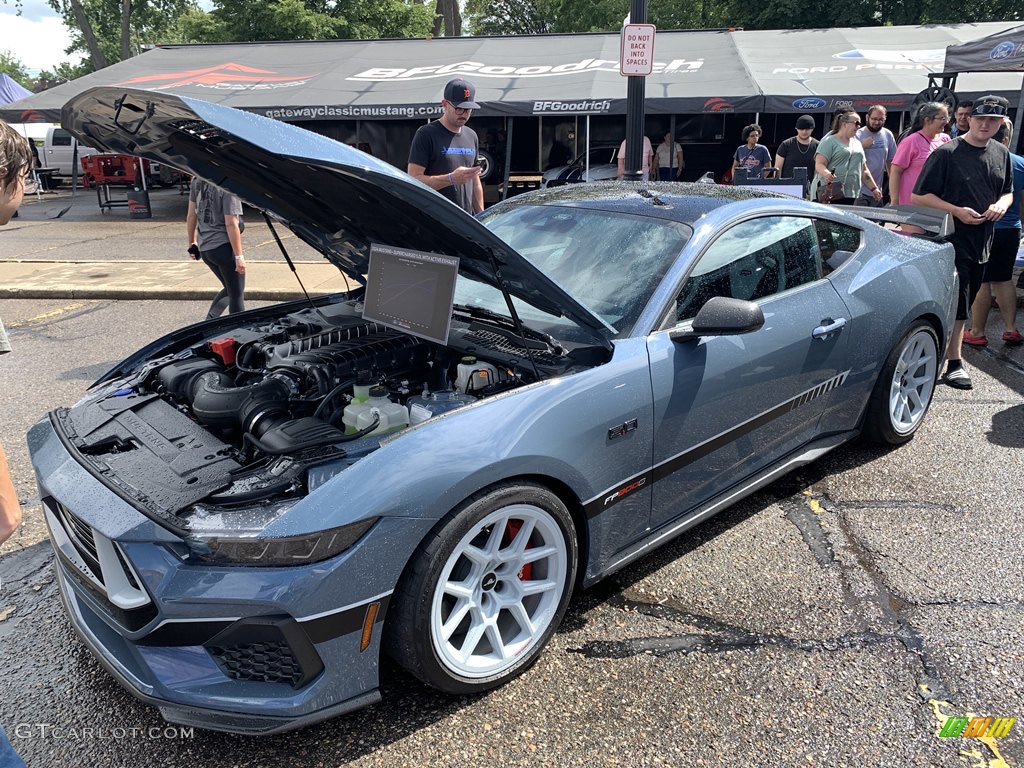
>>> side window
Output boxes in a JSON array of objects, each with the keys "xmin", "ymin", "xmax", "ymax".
[
  {"xmin": 815, "ymin": 219, "xmax": 862, "ymax": 275},
  {"xmin": 676, "ymin": 216, "xmax": 821, "ymax": 322},
  {"xmin": 51, "ymin": 129, "xmax": 72, "ymax": 147}
]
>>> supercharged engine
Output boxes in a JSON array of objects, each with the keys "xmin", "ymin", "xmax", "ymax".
[{"xmin": 53, "ymin": 302, "xmax": 561, "ymax": 525}]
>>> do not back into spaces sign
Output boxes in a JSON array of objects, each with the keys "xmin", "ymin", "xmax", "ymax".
[{"xmin": 620, "ymin": 24, "xmax": 656, "ymax": 76}]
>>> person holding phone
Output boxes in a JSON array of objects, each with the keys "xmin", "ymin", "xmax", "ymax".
[
  {"xmin": 912, "ymin": 95, "xmax": 1014, "ymax": 391},
  {"xmin": 407, "ymin": 78, "xmax": 484, "ymax": 214}
]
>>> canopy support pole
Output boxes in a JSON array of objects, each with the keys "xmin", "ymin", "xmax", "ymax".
[
  {"xmin": 1015, "ymin": 80, "xmax": 1024, "ymax": 154},
  {"xmin": 500, "ymin": 117, "xmax": 513, "ymax": 201},
  {"xmin": 585, "ymin": 115, "xmax": 591, "ymax": 180}
]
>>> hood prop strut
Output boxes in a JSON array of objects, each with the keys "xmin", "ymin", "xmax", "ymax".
[
  {"xmin": 487, "ymin": 248, "xmax": 542, "ymax": 383},
  {"xmin": 262, "ymin": 211, "xmax": 332, "ymax": 322}
]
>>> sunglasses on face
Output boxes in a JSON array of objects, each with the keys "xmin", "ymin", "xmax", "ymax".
[
  {"xmin": 972, "ymin": 103, "xmax": 1007, "ymax": 117},
  {"xmin": 844, "ymin": 119, "xmax": 861, "ymax": 125}
]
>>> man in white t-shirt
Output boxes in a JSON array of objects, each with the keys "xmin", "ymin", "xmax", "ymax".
[{"xmin": 616, "ymin": 135, "xmax": 654, "ymax": 180}]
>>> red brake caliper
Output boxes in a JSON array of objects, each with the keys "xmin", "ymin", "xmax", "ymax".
[{"xmin": 503, "ymin": 520, "xmax": 533, "ymax": 580}]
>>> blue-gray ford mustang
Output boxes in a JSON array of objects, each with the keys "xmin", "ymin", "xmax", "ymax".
[{"xmin": 27, "ymin": 87, "xmax": 956, "ymax": 735}]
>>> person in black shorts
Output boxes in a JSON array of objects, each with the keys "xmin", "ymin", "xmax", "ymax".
[
  {"xmin": 407, "ymin": 78, "xmax": 484, "ymax": 214},
  {"xmin": 913, "ymin": 95, "xmax": 1014, "ymax": 390},
  {"xmin": 964, "ymin": 117, "xmax": 1024, "ymax": 348}
]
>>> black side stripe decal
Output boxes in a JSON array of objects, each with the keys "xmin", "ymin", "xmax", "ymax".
[{"xmin": 583, "ymin": 370, "xmax": 849, "ymax": 519}]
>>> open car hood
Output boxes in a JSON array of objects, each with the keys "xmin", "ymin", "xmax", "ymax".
[{"xmin": 61, "ymin": 87, "xmax": 614, "ymax": 341}]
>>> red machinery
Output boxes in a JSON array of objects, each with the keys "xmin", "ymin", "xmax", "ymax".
[{"xmin": 80, "ymin": 154, "xmax": 154, "ymax": 189}]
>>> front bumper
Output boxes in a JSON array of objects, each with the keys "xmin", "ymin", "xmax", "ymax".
[{"xmin": 28, "ymin": 417, "xmax": 416, "ymax": 735}]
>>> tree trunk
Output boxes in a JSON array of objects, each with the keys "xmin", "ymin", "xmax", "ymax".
[
  {"xmin": 432, "ymin": 0, "xmax": 461, "ymax": 36},
  {"xmin": 68, "ymin": 0, "xmax": 108, "ymax": 70},
  {"xmin": 431, "ymin": 0, "xmax": 443, "ymax": 37},
  {"xmin": 121, "ymin": 0, "xmax": 133, "ymax": 60}
]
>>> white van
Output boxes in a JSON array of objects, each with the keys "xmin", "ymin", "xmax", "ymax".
[{"xmin": 42, "ymin": 127, "xmax": 99, "ymax": 176}]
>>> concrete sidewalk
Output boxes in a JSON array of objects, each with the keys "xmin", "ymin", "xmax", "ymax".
[
  {"xmin": 0, "ymin": 259, "xmax": 354, "ymax": 301},
  {"xmin": 2, "ymin": 185, "xmax": 346, "ymax": 300}
]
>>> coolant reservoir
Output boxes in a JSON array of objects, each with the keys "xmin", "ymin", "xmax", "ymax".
[
  {"xmin": 352, "ymin": 370, "xmax": 375, "ymax": 404},
  {"xmin": 350, "ymin": 386, "xmax": 409, "ymax": 436},
  {"xmin": 455, "ymin": 356, "xmax": 499, "ymax": 394},
  {"xmin": 408, "ymin": 390, "xmax": 477, "ymax": 425}
]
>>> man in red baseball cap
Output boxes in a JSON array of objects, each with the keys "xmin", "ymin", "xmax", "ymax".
[{"xmin": 408, "ymin": 78, "xmax": 484, "ymax": 214}]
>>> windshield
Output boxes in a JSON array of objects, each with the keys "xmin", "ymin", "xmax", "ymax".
[{"xmin": 465, "ymin": 204, "xmax": 690, "ymax": 337}]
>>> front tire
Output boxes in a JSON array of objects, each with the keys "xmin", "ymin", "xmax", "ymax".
[
  {"xmin": 386, "ymin": 483, "xmax": 577, "ymax": 694},
  {"xmin": 863, "ymin": 321, "xmax": 939, "ymax": 445}
]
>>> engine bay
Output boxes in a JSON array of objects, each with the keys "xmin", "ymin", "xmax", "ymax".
[{"xmin": 53, "ymin": 299, "xmax": 601, "ymax": 527}]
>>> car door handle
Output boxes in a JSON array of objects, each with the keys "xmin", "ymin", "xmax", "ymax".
[{"xmin": 812, "ymin": 317, "xmax": 847, "ymax": 339}]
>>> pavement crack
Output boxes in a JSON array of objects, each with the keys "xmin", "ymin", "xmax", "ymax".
[
  {"xmin": 782, "ymin": 491, "xmax": 838, "ymax": 569},
  {"xmin": 832, "ymin": 503, "xmax": 954, "ymax": 704},
  {"xmin": 570, "ymin": 601, "xmax": 901, "ymax": 660}
]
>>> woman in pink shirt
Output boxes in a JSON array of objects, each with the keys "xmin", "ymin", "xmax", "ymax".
[{"xmin": 889, "ymin": 102, "xmax": 951, "ymax": 206}]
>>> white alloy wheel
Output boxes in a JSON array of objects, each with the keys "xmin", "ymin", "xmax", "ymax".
[
  {"xmin": 429, "ymin": 503, "xmax": 568, "ymax": 679},
  {"xmin": 887, "ymin": 327, "xmax": 938, "ymax": 436}
]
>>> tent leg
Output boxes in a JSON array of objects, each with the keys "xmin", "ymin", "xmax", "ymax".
[
  {"xmin": 501, "ymin": 117, "xmax": 513, "ymax": 201},
  {"xmin": 1015, "ymin": 81, "xmax": 1024, "ymax": 155},
  {"xmin": 585, "ymin": 115, "xmax": 590, "ymax": 181}
]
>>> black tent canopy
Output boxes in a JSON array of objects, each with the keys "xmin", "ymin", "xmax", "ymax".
[
  {"xmin": 942, "ymin": 25, "xmax": 1024, "ymax": 150},
  {"xmin": 0, "ymin": 30, "xmax": 760, "ymax": 123},
  {"xmin": 3, "ymin": 22, "xmax": 1022, "ymax": 125}
]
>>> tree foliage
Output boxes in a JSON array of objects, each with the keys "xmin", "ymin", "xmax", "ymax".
[
  {"xmin": 465, "ymin": 0, "xmax": 1022, "ymax": 35},
  {"xmin": 0, "ymin": 50, "xmax": 32, "ymax": 88},
  {"xmin": 175, "ymin": 0, "xmax": 434, "ymax": 43}
]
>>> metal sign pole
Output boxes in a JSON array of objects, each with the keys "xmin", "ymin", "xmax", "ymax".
[{"xmin": 622, "ymin": 0, "xmax": 651, "ymax": 182}]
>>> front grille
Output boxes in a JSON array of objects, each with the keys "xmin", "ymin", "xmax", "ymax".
[
  {"xmin": 54, "ymin": 501, "xmax": 102, "ymax": 583},
  {"xmin": 462, "ymin": 328, "xmax": 565, "ymax": 366},
  {"xmin": 208, "ymin": 641, "xmax": 304, "ymax": 686}
]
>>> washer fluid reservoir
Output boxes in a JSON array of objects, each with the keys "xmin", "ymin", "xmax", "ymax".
[{"xmin": 408, "ymin": 390, "xmax": 477, "ymax": 425}]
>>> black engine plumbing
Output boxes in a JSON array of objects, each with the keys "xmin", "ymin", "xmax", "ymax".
[{"xmin": 144, "ymin": 311, "xmax": 525, "ymax": 460}]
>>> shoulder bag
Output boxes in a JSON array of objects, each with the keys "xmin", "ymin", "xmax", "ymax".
[{"xmin": 817, "ymin": 150, "xmax": 852, "ymax": 204}]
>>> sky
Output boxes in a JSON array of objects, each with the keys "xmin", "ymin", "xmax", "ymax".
[{"xmin": 0, "ymin": 0, "xmax": 82, "ymax": 74}]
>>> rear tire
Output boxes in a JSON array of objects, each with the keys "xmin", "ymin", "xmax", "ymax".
[
  {"xmin": 863, "ymin": 320, "xmax": 939, "ymax": 445},
  {"xmin": 386, "ymin": 483, "xmax": 577, "ymax": 694}
]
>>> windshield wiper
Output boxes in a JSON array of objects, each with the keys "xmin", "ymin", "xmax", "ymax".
[{"xmin": 452, "ymin": 303, "xmax": 567, "ymax": 356}]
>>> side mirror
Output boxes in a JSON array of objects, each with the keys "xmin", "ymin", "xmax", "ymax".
[{"xmin": 670, "ymin": 296, "xmax": 765, "ymax": 342}]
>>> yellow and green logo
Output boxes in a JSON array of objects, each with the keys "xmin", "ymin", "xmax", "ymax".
[{"xmin": 939, "ymin": 716, "xmax": 1015, "ymax": 739}]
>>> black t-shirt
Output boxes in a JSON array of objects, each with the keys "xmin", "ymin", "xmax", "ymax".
[
  {"xmin": 776, "ymin": 136, "xmax": 819, "ymax": 180},
  {"xmin": 408, "ymin": 121, "xmax": 478, "ymax": 213},
  {"xmin": 914, "ymin": 137, "xmax": 1013, "ymax": 263}
]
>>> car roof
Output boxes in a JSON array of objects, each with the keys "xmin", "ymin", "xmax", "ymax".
[{"xmin": 491, "ymin": 181, "xmax": 791, "ymax": 225}]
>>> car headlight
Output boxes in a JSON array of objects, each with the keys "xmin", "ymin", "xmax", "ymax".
[{"xmin": 180, "ymin": 501, "xmax": 377, "ymax": 566}]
